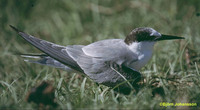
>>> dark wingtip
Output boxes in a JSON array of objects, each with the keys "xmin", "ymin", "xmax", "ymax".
[{"xmin": 9, "ymin": 25, "xmax": 21, "ymax": 33}]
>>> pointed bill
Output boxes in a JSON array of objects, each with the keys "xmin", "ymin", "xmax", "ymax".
[{"xmin": 154, "ymin": 34, "xmax": 185, "ymax": 41}]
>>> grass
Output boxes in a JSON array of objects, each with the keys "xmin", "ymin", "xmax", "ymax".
[{"xmin": 1, "ymin": 0, "xmax": 200, "ymax": 109}]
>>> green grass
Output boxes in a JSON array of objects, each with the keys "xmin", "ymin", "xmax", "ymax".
[{"xmin": 1, "ymin": 0, "xmax": 200, "ymax": 109}]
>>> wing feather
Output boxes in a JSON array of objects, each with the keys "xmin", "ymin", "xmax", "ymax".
[
  {"xmin": 66, "ymin": 39, "xmax": 141, "ymax": 94},
  {"xmin": 10, "ymin": 25, "xmax": 83, "ymax": 72}
]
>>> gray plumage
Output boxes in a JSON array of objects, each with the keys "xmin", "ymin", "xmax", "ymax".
[
  {"xmin": 10, "ymin": 25, "xmax": 184, "ymax": 94},
  {"xmin": 10, "ymin": 25, "xmax": 141, "ymax": 94},
  {"xmin": 21, "ymin": 54, "xmax": 74, "ymax": 71}
]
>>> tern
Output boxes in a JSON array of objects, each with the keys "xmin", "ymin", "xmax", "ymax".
[{"xmin": 10, "ymin": 25, "xmax": 184, "ymax": 94}]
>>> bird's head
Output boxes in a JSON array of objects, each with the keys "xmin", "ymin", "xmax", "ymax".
[{"xmin": 124, "ymin": 27, "xmax": 184, "ymax": 45}]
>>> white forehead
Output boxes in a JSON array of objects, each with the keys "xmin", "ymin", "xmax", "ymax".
[{"xmin": 149, "ymin": 28, "xmax": 161, "ymax": 37}]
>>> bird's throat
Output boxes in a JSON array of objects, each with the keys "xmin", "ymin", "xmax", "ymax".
[{"xmin": 128, "ymin": 41, "xmax": 155, "ymax": 70}]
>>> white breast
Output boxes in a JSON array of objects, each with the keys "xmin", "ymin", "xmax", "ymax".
[{"xmin": 128, "ymin": 41, "xmax": 155, "ymax": 70}]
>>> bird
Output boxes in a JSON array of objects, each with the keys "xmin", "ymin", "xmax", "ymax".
[{"xmin": 10, "ymin": 25, "xmax": 184, "ymax": 94}]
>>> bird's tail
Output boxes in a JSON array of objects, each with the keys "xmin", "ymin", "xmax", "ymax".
[
  {"xmin": 10, "ymin": 25, "xmax": 83, "ymax": 72},
  {"xmin": 20, "ymin": 53, "xmax": 74, "ymax": 71}
]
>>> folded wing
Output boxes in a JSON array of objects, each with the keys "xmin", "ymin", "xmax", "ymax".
[
  {"xmin": 66, "ymin": 39, "xmax": 141, "ymax": 94},
  {"xmin": 10, "ymin": 25, "xmax": 83, "ymax": 72}
]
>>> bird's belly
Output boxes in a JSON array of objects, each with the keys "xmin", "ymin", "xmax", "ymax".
[{"xmin": 130, "ymin": 52, "xmax": 152, "ymax": 70}]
